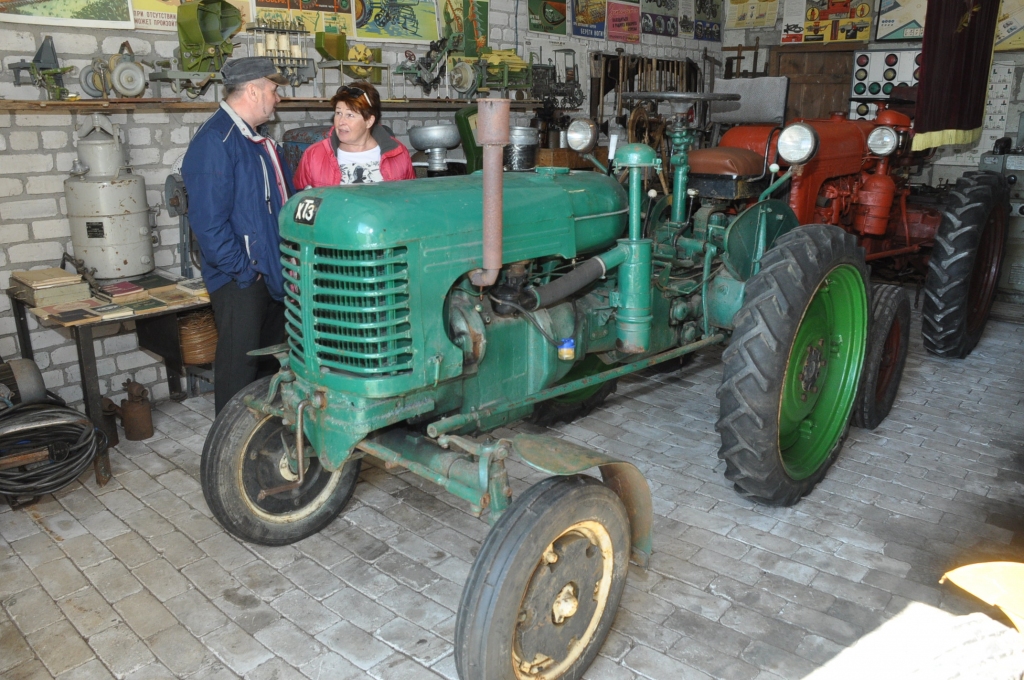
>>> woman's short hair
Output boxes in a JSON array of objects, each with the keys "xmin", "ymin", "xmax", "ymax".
[{"xmin": 331, "ymin": 81, "xmax": 381, "ymax": 128}]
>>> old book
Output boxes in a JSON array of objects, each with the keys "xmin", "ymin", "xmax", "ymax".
[
  {"xmin": 149, "ymin": 288, "xmax": 196, "ymax": 307},
  {"xmin": 176, "ymin": 278, "xmax": 207, "ymax": 296},
  {"xmin": 51, "ymin": 308, "xmax": 97, "ymax": 325},
  {"xmin": 33, "ymin": 298, "xmax": 104, "ymax": 320},
  {"xmin": 131, "ymin": 272, "xmax": 181, "ymax": 293},
  {"xmin": 11, "ymin": 267, "xmax": 82, "ymax": 289},
  {"xmin": 8, "ymin": 280, "xmax": 91, "ymax": 307},
  {"xmin": 96, "ymin": 281, "xmax": 149, "ymax": 304},
  {"xmin": 123, "ymin": 298, "xmax": 168, "ymax": 313},
  {"xmin": 88, "ymin": 304, "xmax": 134, "ymax": 320}
]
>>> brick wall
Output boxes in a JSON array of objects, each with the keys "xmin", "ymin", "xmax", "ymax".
[{"xmin": 0, "ymin": 16, "xmax": 716, "ymax": 411}]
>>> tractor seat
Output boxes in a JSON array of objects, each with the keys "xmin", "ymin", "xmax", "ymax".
[
  {"xmin": 687, "ymin": 147, "xmax": 768, "ymax": 200},
  {"xmin": 688, "ymin": 147, "xmax": 765, "ymax": 177}
]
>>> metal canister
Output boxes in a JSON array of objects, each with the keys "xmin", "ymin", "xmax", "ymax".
[{"xmin": 503, "ymin": 126, "xmax": 539, "ymax": 172}]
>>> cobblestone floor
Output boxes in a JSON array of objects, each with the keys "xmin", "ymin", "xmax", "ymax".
[{"xmin": 2, "ymin": 311, "xmax": 1024, "ymax": 680}]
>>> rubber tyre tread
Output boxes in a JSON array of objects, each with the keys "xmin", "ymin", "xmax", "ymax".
[
  {"xmin": 454, "ymin": 475, "xmax": 630, "ymax": 680},
  {"xmin": 715, "ymin": 224, "xmax": 869, "ymax": 506},
  {"xmin": 201, "ymin": 376, "xmax": 361, "ymax": 546},
  {"xmin": 921, "ymin": 174, "xmax": 1007, "ymax": 358},
  {"xmin": 530, "ymin": 379, "xmax": 618, "ymax": 426},
  {"xmin": 851, "ymin": 284, "xmax": 911, "ymax": 430}
]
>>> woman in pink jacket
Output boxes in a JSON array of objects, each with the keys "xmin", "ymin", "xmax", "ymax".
[{"xmin": 294, "ymin": 81, "xmax": 415, "ymax": 188}]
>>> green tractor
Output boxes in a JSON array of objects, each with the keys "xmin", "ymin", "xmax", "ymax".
[{"xmin": 201, "ymin": 94, "xmax": 879, "ymax": 679}]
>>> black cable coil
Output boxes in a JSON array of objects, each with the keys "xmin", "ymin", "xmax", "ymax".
[{"xmin": 0, "ymin": 398, "xmax": 108, "ymax": 498}]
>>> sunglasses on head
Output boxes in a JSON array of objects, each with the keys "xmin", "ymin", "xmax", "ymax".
[{"xmin": 336, "ymin": 85, "xmax": 371, "ymax": 106}]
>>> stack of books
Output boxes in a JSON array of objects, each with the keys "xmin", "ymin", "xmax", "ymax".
[
  {"xmin": 96, "ymin": 281, "xmax": 150, "ymax": 304},
  {"xmin": 9, "ymin": 268, "xmax": 90, "ymax": 307}
]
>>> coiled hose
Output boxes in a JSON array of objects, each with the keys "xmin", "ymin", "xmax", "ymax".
[{"xmin": 0, "ymin": 399, "xmax": 108, "ymax": 498}]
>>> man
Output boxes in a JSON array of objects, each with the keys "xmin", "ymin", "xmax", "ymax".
[{"xmin": 181, "ymin": 57, "xmax": 293, "ymax": 414}]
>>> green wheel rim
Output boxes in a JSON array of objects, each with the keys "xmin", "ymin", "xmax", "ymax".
[
  {"xmin": 779, "ymin": 264, "xmax": 867, "ymax": 480},
  {"xmin": 551, "ymin": 355, "xmax": 611, "ymax": 404}
]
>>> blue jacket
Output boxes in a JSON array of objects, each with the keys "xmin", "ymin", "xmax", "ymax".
[{"xmin": 181, "ymin": 107, "xmax": 294, "ymax": 301}]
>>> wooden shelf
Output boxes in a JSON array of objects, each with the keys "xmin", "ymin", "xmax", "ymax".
[{"xmin": 0, "ymin": 97, "xmax": 546, "ymax": 113}]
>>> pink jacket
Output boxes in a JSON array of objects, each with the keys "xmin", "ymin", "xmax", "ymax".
[{"xmin": 294, "ymin": 125, "xmax": 415, "ymax": 188}]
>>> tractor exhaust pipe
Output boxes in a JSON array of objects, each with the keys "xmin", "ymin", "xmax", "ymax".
[{"xmin": 469, "ymin": 98, "xmax": 510, "ymax": 288}]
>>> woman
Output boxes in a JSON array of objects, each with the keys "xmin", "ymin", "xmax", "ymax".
[{"xmin": 294, "ymin": 81, "xmax": 415, "ymax": 189}]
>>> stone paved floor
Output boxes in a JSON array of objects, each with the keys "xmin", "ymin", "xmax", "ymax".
[{"xmin": 2, "ymin": 310, "xmax": 1024, "ymax": 680}]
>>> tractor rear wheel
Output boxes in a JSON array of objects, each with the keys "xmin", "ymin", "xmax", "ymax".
[
  {"xmin": 455, "ymin": 475, "xmax": 630, "ymax": 680},
  {"xmin": 201, "ymin": 377, "xmax": 361, "ymax": 545},
  {"xmin": 852, "ymin": 284, "xmax": 911, "ymax": 430},
  {"xmin": 921, "ymin": 174, "xmax": 1008, "ymax": 358},
  {"xmin": 716, "ymin": 224, "xmax": 869, "ymax": 505}
]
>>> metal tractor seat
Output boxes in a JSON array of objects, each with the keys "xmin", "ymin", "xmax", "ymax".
[{"xmin": 687, "ymin": 146, "xmax": 769, "ymax": 199}]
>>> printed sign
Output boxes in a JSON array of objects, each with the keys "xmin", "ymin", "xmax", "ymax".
[
  {"xmin": 572, "ymin": 0, "xmax": 606, "ymax": 37},
  {"xmin": 876, "ymin": 0, "xmax": 925, "ymax": 41},
  {"xmin": 606, "ymin": 0, "xmax": 639, "ymax": 42}
]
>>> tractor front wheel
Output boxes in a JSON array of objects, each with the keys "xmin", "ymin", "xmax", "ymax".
[
  {"xmin": 852, "ymin": 283, "xmax": 911, "ymax": 430},
  {"xmin": 201, "ymin": 377, "xmax": 361, "ymax": 545},
  {"xmin": 716, "ymin": 224, "xmax": 869, "ymax": 505},
  {"xmin": 922, "ymin": 173, "xmax": 1008, "ymax": 358},
  {"xmin": 455, "ymin": 475, "xmax": 630, "ymax": 680}
]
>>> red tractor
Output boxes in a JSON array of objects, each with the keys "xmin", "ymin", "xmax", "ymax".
[{"xmin": 687, "ymin": 102, "xmax": 1008, "ymax": 427}]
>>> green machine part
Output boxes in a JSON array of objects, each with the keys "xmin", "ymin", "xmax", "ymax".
[
  {"xmin": 277, "ymin": 169, "xmax": 629, "ymax": 464},
  {"xmin": 454, "ymin": 104, "xmax": 483, "ymax": 173},
  {"xmin": 314, "ymin": 32, "xmax": 384, "ymax": 85},
  {"xmin": 177, "ymin": 0, "xmax": 242, "ymax": 73}
]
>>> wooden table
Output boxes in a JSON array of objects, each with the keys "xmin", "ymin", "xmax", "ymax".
[{"xmin": 8, "ymin": 293, "xmax": 212, "ymax": 485}]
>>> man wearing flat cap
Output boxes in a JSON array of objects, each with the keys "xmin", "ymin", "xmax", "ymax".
[{"xmin": 182, "ymin": 57, "xmax": 294, "ymax": 414}]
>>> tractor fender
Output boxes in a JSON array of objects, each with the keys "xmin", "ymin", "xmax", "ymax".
[
  {"xmin": 722, "ymin": 198, "xmax": 800, "ymax": 280},
  {"xmin": 510, "ymin": 433, "xmax": 652, "ymax": 568}
]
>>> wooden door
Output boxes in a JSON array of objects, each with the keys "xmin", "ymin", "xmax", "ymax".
[{"xmin": 768, "ymin": 43, "xmax": 856, "ymax": 121}]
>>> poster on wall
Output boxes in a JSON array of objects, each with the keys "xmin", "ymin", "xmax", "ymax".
[
  {"xmin": 444, "ymin": 0, "xmax": 488, "ymax": 49},
  {"xmin": 135, "ymin": 0, "xmax": 253, "ymax": 32},
  {"xmin": 678, "ymin": 0, "xmax": 694, "ymax": 37},
  {"xmin": 572, "ymin": 0, "xmax": 606, "ymax": 38},
  {"xmin": 352, "ymin": 0, "xmax": 438, "ymax": 40},
  {"xmin": 529, "ymin": 0, "xmax": 567, "ymax": 34},
  {"xmin": 640, "ymin": 0, "xmax": 678, "ymax": 37},
  {"xmin": 724, "ymin": 0, "xmax": 777, "ymax": 30},
  {"xmin": 875, "ymin": 0, "xmax": 924, "ymax": 41},
  {"xmin": 694, "ymin": 0, "xmax": 721, "ymax": 41},
  {"xmin": 255, "ymin": 0, "xmax": 353, "ymax": 35},
  {"xmin": 781, "ymin": 0, "xmax": 872, "ymax": 44},
  {"xmin": 995, "ymin": 0, "xmax": 1024, "ymax": 52},
  {"xmin": 0, "ymin": 0, "xmax": 135, "ymax": 28},
  {"xmin": 606, "ymin": 0, "xmax": 639, "ymax": 42}
]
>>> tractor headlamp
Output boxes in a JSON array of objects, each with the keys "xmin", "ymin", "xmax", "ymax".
[
  {"xmin": 866, "ymin": 126, "xmax": 899, "ymax": 156},
  {"xmin": 777, "ymin": 123, "xmax": 819, "ymax": 165},
  {"xmin": 567, "ymin": 119, "xmax": 598, "ymax": 154}
]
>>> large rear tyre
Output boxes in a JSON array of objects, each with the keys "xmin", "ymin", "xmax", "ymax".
[
  {"xmin": 716, "ymin": 224, "xmax": 869, "ymax": 506},
  {"xmin": 921, "ymin": 174, "xmax": 1008, "ymax": 358},
  {"xmin": 530, "ymin": 355, "xmax": 617, "ymax": 427},
  {"xmin": 852, "ymin": 284, "xmax": 911, "ymax": 430},
  {"xmin": 455, "ymin": 475, "xmax": 630, "ymax": 680},
  {"xmin": 201, "ymin": 377, "xmax": 361, "ymax": 546}
]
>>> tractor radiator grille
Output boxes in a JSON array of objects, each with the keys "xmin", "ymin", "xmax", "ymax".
[{"xmin": 281, "ymin": 242, "xmax": 413, "ymax": 376}]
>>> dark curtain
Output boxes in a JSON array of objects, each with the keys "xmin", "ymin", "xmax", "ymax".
[{"xmin": 911, "ymin": 0, "xmax": 1000, "ymax": 150}]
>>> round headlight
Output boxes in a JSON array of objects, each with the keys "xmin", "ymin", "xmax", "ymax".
[
  {"xmin": 777, "ymin": 123, "xmax": 818, "ymax": 165},
  {"xmin": 867, "ymin": 126, "xmax": 898, "ymax": 156},
  {"xmin": 567, "ymin": 119, "xmax": 598, "ymax": 154}
]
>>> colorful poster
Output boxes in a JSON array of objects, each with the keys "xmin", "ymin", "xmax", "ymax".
[
  {"xmin": 724, "ymin": 0, "xmax": 777, "ymax": 29},
  {"xmin": 876, "ymin": 0, "xmax": 924, "ymax": 40},
  {"xmin": 255, "ymin": 0, "xmax": 353, "ymax": 35},
  {"xmin": 606, "ymin": 0, "xmax": 639, "ymax": 42},
  {"xmin": 134, "ymin": 0, "xmax": 253, "ymax": 32},
  {"xmin": 572, "ymin": 0, "xmax": 606, "ymax": 38},
  {"xmin": 640, "ymin": 0, "xmax": 677, "ymax": 36},
  {"xmin": 679, "ymin": 0, "xmax": 694, "ymax": 36},
  {"xmin": 0, "ymin": 0, "xmax": 134, "ymax": 28},
  {"xmin": 354, "ymin": 0, "xmax": 438, "ymax": 41},
  {"xmin": 781, "ymin": 0, "xmax": 871, "ymax": 43},
  {"xmin": 443, "ymin": 0, "xmax": 488, "ymax": 51},
  {"xmin": 528, "ymin": 0, "xmax": 567, "ymax": 34},
  {"xmin": 995, "ymin": 0, "xmax": 1024, "ymax": 52},
  {"xmin": 694, "ymin": 0, "xmax": 720, "ymax": 40}
]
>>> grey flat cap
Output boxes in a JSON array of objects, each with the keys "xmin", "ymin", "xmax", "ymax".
[{"xmin": 221, "ymin": 57, "xmax": 289, "ymax": 86}]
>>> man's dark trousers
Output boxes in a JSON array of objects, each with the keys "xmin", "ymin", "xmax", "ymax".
[{"xmin": 209, "ymin": 278, "xmax": 285, "ymax": 414}]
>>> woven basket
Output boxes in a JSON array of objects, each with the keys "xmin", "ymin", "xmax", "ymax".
[{"xmin": 179, "ymin": 309, "xmax": 218, "ymax": 365}]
